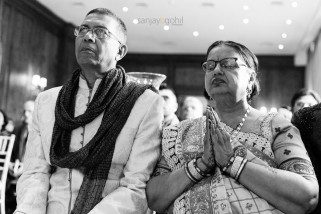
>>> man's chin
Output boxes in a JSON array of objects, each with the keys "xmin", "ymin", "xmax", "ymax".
[{"xmin": 77, "ymin": 58, "xmax": 98, "ymax": 67}]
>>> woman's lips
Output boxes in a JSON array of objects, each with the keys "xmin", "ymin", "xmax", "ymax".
[{"xmin": 211, "ymin": 78, "xmax": 226, "ymax": 85}]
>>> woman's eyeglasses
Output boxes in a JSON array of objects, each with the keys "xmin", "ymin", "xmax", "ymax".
[
  {"xmin": 74, "ymin": 25, "xmax": 122, "ymax": 45},
  {"xmin": 202, "ymin": 57, "xmax": 246, "ymax": 73}
]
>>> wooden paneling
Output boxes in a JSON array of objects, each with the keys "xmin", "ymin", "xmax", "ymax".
[
  {"xmin": 122, "ymin": 54, "xmax": 305, "ymax": 109},
  {"xmin": 0, "ymin": 0, "xmax": 77, "ymax": 121}
]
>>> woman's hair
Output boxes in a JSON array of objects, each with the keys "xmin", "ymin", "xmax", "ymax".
[
  {"xmin": 290, "ymin": 88, "xmax": 321, "ymax": 109},
  {"xmin": 0, "ymin": 109, "xmax": 8, "ymax": 131},
  {"xmin": 205, "ymin": 40, "xmax": 260, "ymax": 101}
]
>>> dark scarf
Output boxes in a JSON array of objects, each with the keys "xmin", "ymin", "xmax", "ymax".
[{"xmin": 50, "ymin": 66, "xmax": 155, "ymax": 214}]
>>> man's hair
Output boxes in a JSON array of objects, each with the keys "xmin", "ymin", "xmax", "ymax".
[
  {"xmin": 0, "ymin": 109, "xmax": 8, "ymax": 131},
  {"xmin": 160, "ymin": 83, "xmax": 176, "ymax": 96},
  {"xmin": 290, "ymin": 88, "xmax": 321, "ymax": 109},
  {"xmin": 87, "ymin": 8, "xmax": 127, "ymax": 44}
]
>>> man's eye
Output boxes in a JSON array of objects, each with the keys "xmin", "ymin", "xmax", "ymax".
[
  {"xmin": 79, "ymin": 26, "xmax": 89, "ymax": 33},
  {"xmin": 95, "ymin": 28, "xmax": 106, "ymax": 36}
]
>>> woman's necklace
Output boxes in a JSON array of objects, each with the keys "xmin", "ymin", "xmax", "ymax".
[{"xmin": 229, "ymin": 106, "xmax": 250, "ymax": 143}]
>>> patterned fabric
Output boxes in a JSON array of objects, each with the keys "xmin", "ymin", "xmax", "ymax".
[{"xmin": 156, "ymin": 112, "xmax": 314, "ymax": 214}]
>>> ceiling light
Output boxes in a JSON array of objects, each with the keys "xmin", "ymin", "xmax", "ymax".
[
  {"xmin": 164, "ymin": 25, "xmax": 170, "ymax": 31},
  {"xmin": 193, "ymin": 31, "xmax": 199, "ymax": 37},
  {"xmin": 135, "ymin": 2, "xmax": 148, "ymax": 7},
  {"xmin": 133, "ymin": 19, "xmax": 139, "ymax": 24},
  {"xmin": 243, "ymin": 5, "xmax": 249, "ymax": 10},
  {"xmin": 122, "ymin": 7, "xmax": 128, "ymax": 12},
  {"xmin": 281, "ymin": 33, "xmax": 287, "ymax": 38},
  {"xmin": 286, "ymin": 19, "xmax": 292, "ymax": 25},
  {"xmin": 278, "ymin": 44, "xmax": 284, "ymax": 50},
  {"xmin": 243, "ymin": 18, "xmax": 249, "ymax": 24},
  {"xmin": 202, "ymin": 2, "xmax": 215, "ymax": 7},
  {"xmin": 291, "ymin": 1, "xmax": 298, "ymax": 7},
  {"xmin": 219, "ymin": 25, "xmax": 224, "ymax": 30}
]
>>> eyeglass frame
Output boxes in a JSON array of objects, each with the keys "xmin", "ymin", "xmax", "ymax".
[
  {"xmin": 74, "ymin": 25, "xmax": 123, "ymax": 45},
  {"xmin": 202, "ymin": 57, "xmax": 247, "ymax": 73}
]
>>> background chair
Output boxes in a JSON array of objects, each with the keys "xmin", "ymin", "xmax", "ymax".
[{"xmin": 0, "ymin": 135, "xmax": 15, "ymax": 214}]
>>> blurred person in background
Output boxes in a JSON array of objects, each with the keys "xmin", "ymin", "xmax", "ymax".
[
  {"xmin": 179, "ymin": 96, "xmax": 204, "ymax": 120},
  {"xmin": 159, "ymin": 83, "xmax": 179, "ymax": 127},
  {"xmin": 0, "ymin": 109, "xmax": 10, "ymax": 136},
  {"xmin": 5, "ymin": 118, "xmax": 15, "ymax": 134},
  {"xmin": 147, "ymin": 40, "xmax": 318, "ymax": 214},
  {"xmin": 292, "ymin": 101, "xmax": 321, "ymax": 214},
  {"xmin": 11, "ymin": 100, "xmax": 35, "ymax": 173},
  {"xmin": 6, "ymin": 100, "xmax": 35, "ymax": 214},
  {"xmin": 291, "ymin": 88, "xmax": 321, "ymax": 113},
  {"xmin": 277, "ymin": 105, "xmax": 292, "ymax": 121}
]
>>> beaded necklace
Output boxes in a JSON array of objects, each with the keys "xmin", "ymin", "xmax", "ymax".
[{"xmin": 229, "ymin": 106, "xmax": 250, "ymax": 144}]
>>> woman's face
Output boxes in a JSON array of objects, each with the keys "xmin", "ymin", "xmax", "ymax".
[
  {"xmin": 0, "ymin": 112, "xmax": 4, "ymax": 130},
  {"xmin": 204, "ymin": 45, "xmax": 253, "ymax": 102},
  {"xmin": 292, "ymin": 95, "xmax": 318, "ymax": 113}
]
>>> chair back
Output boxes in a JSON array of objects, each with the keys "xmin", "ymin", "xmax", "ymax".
[{"xmin": 0, "ymin": 135, "xmax": 15, "ymax": 185}]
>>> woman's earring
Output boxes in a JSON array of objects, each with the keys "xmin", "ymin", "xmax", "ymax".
[{"xmin": 246, "ymin": 87, "xmax": 252, "ymax": 99}]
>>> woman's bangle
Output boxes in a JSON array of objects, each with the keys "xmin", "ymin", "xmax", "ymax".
[
  {"xmin": 187, "ymin": 159, "xmax": 204, "ymax": 181},
  {"xmin": 184, "ymin": 163, "xmax": 198, "ymax": 183},
  {"xmin": 194, "ymin": 157, "xmax": 212, "ymax": 177},
  {"xmin": 235, "ymin": 158, "xmax": 248, "ymax": 181},
  {"xmin": 222, "ymin": 155, "xmax": 235, "ymax": 173},
  {"xmin": 230, "ymin": 156, "xmax": 243, "ymax": 178}
]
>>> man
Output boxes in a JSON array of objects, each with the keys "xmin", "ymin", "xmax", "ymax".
[
  {"xmin": 6, "ymin": 100, "xmax": 35, "ymax": 213},
  {"xmin": 292, "ymin": 103, "xmax": 321, "ymax": 214},
  {"xmin": 11, "ymin": 100, "xmax": 35, "ymax": 167},
  {"xmin": 179, "ymin": 96, "xmax": 204, "ymax": 120},
  {"xmin": 15, "ymin": 8, "xmax": 163, "ymax": 214},
  {"xmin": 159, "ymin": 84, "xmax": 179, "ymax": 127}
]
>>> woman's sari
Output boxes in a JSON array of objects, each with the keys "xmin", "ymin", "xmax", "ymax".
[{"xmin": 154, "ymin": 112, "xmax": 315, "ymax": 214}]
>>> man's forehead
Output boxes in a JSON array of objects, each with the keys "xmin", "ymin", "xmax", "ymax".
[
  {"xmin": 82, "ymin": 13, "xmax": 118, "ymax": 28},
  {"xmin": 160, "ymin": 89, "xmax": 175, "ymax": 98}
]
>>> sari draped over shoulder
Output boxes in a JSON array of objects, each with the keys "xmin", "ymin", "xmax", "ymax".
[{"xmin": 155, "ymin": 112, "xmax": 312, "ymax": 214}]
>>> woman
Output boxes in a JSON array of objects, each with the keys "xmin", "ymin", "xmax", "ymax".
[
  {"xmin": 291, "ymin": 88, "xmax": 321, "ymax": 113},
  {"xmin": 146, "ymin": 41, "xmax": 318, "ymax": 214}
]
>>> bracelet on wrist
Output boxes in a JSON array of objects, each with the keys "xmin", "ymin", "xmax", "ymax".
[
  {"xmin": 235, "ymin": 158, "xmax": 248, "ymax": 181},
  {"xmin": 194, "ymin": 157, "xmax": 212, "ymax": 177},
  {"xmin": 187, "ymin": 159, "xmax": 204, "ymax": 181},
  {"xmin": 222, "ymin": 155, "xmax": 235, "ymax": 173},
  {"xmin": 184, "ymin": 163, "xmax": 198, "ymax": 183},
  {"xmin": 230, "ymin": 156, "xmax": 243, "ymax": 178}
]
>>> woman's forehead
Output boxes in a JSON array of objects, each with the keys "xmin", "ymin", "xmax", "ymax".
[{"xmin": 207, "ymin": 45, "xmax": 240, "ymax": 60}]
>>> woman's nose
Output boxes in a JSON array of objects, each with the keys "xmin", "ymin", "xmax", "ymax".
[{"xmin": 212, "ymin": 65, "xmax": 224, "ymax": 75}]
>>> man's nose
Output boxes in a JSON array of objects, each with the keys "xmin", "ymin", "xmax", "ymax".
[{"xmin": 83, "ymin": 30, "xmax": 96, "ymax": 42}]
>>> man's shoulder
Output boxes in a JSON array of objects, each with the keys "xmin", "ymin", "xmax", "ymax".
[
  {"xmin": 135, "ymin": 88, "xmax": 161, "ymax": 105},
  {"xmin": 36, "ymin": 86, "xmax": 62, "ymax": 102}
]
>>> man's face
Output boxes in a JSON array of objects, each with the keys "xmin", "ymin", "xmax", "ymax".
[
  {"xmin": 181, "ymin": 98, "xmax": 203, "ymax": 120},
  {"xmin": 159, "ymin": 89, "xmax": 178, "ymax": 117},
  {"xmin": 23, "ymin": 101, "xmax": 35, "ymax": 125},
  {"xmin": 75, "ymin": 13, "xmax": 122, "ymax": 70},
  {"xmin": 293, "ymin": 95, "xmax": 318, "ymax": 113}
]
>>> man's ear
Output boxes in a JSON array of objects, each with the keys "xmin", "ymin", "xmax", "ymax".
[{"xmin": 115, "ymin": 44, "xmax": 128, "ymax": 61}]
